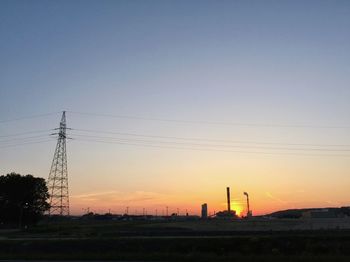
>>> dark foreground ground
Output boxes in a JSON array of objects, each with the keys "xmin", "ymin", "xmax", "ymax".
[{"xmin": 1, "ymin": 219, "xmax": 350, "ymax": 261}]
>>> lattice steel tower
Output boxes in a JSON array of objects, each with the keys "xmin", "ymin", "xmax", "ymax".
[{"xmin": 47, "ymin": 111, "xmax": 70, "ymax": 215}]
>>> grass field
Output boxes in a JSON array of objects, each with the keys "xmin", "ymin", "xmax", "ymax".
[{"xmin": 1, "ymin": 219, "xmax": 350, "ymax": 261}]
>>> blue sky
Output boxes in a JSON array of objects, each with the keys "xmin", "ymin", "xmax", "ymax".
[
  {"xmin": 1, "ymin": 0, "xmax": 349, "ymax": 121},
  {"xmin": 1, "ymin": 0, "xmax": 350, "ymax": 214}
]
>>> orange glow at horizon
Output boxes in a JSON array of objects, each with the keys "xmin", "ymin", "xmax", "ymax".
[
  {"xmin": 68, "ymin": 155, "xmax": 350, "ymax": 217},
  {"xmin": 68, "ymin": 186, "xmax": 350, "ymax": 217}
]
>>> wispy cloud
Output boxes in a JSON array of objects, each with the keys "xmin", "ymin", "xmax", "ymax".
[
  {"xmin": 71, "ymin": 190, "xmax": 170, "ymax": 203},
  {"xmin": 71, "ymin": 190, "xmax": 120, "ymax": 199},
  {"xmin": 325, "ymin": 200, "xmax": 340, "ymax": 206},
  {"xmin": 265, "ymin": 191, "xmax": 288, "ymax": 204}
]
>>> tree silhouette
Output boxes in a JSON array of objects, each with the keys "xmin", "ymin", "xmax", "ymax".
[{"xmin": 0, "ymin": 172, "xmax": 50, "ymax": 227}]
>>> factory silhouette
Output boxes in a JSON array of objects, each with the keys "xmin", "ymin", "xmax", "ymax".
[
  {"xmin": 78, "ymin": 186, "xmax": 252, "ymax": 221},
  {"xmin": 201, "ymin": 187, "xmax": 252, "ymax": 219}
]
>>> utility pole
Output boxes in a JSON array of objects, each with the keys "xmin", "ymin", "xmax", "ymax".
[
  {"xmin": 47, "ymin": 111, "xmax": 70, "ymax": 216},
  {"xmin": 244, "ymin": 192, "xmax": 251, "ymax": 217}
]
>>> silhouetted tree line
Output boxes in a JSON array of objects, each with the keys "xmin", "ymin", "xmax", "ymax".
[{"xmin": 0, "ymin": 172, "xmax": 49, "ymax": 227}]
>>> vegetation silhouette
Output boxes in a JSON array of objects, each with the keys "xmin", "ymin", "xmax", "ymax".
[{"xmin": 0, "ymin": 172, "xmax": 49, "ymax": 227}]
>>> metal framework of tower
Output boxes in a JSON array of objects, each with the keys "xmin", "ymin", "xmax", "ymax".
[{"xmin": 47, "ymin": 111, "xmax": 70, "ymax": 215}]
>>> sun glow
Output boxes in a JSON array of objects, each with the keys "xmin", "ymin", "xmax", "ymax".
[{"xmin": 231, "ymin": 202, "xmax": 244, "ymax": 217}]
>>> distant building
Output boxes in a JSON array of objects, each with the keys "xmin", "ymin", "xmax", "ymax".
[
  {"xmin": 215, "ymin": 210, "xmax": 237, "ymax": 219},
  {"xmin": 247, "ymin": 210, "xmax": 253, "ymax": 218},
  {"xmin": 302, "ymin": 209, "xmax": 338, "ymax": 219},
  {"xmin": 201, "ymin": 203, "xmax": 208, "ymax": 218}
]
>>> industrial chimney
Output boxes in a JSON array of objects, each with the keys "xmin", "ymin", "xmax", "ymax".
[{"xmin": 226, "ymin": 187, "xmax": 231, "ymax": 213}]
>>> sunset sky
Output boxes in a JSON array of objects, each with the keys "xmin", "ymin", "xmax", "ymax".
[{"xmin": 1, "ymin": 0, "xmax": 350, "ymax": 216}]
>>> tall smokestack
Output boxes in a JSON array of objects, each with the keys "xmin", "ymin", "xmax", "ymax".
[{"xmin": 226, "ymin": 187, "xmax": 231, "ymax": 213}]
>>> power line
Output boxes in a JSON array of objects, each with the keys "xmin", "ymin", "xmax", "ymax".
[
  {"xmin": 0, "ymin": 129, "xmax": 52, "ymax": 138},
  {"xmin": 0, "ymin": 134, "xmax": 51, "ymax": 143},
  {"xmin": 67, "ymin": 111, "xmax": 350, "ymax": 129},
  {"xmin": 0, "ymin": 139, "xmax": 54, "ymax": 149},
  {"xmin": 71, "ymin": 128, "xmax": 350, "ymax": 148},
  {"xmin": 1, "ymin": 111, "xmax": 349, "ymax": 156},
  {"xmin": 70, "ymin": 137, "xmax": 350, "ymax": 157},
  {"xmin": 0, "ymin": 112, "xmax": 61, "ymax": 124},
  {"xmin": 69, "ymin": 133, "xmax": 350, "ymax": 152}
]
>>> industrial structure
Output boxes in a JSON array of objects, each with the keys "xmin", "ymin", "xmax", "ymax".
[
  {"xmin": 47, "ymin": 111, "xmax": 70, "ymax": 215},
  {"xmin": 201, "ymin": 203, "xmax": 208, "ymax": 218},
  {"xmin": 244, "ymin": 192, "xmax": 252, "ymax": 217},
  {"xmin": 227, "ymin": 187, "xmax": 231, "ymax": 213},
  {"xmin": 216, "ymin": 187, "xmax": 237, "ymax": 218}
]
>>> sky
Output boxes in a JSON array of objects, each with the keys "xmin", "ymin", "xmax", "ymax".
[{"xmin": 0, "ymin": 0, "xmax": 350, "ymax": 216}]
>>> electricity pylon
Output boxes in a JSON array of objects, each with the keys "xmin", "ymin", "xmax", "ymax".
[{"xmin": 47, "ymin": 111, "xmax": 70, "ymax": 215}]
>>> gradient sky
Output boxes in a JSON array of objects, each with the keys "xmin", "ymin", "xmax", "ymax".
[{"xmin": 1, "ymin": 0, "xmax": 350, "ymax": 216}]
